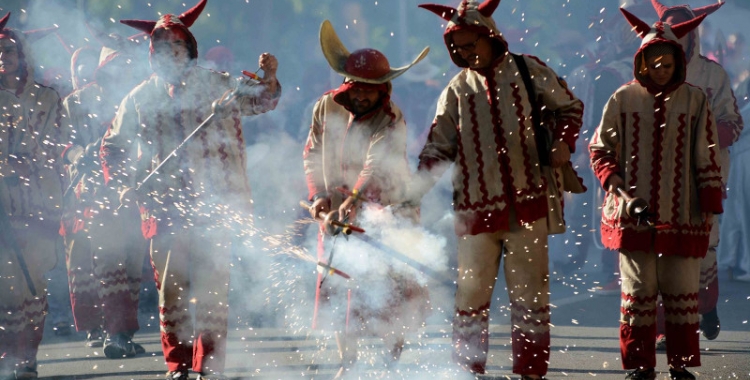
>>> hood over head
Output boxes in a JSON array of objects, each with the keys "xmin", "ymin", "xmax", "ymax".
[
  {"xmin": 70, "ymin": 46, "xmax": 100, "ymax": 90},
  {"xmin": 0, "ymin": 12, "xmax": 58, "ymax": 96},
  {"xmin": 650, "ymin": 0, "xmax": 724, "ymax": 61},
  {"xmin": 621, "ymin": 7, "xmax": 706, "ymax": 93},
  {"xmin": 418, "ymin": 0, "xmax": 508, "ymax": 68},
  {"xmin": 120, "ymin": 0, "xmax": 206, "ymax": 74}
]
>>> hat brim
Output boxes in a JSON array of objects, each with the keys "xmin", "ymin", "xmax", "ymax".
[{"xmin": 320, "ymin": 19, "xmax": 430, "ymax": 84}]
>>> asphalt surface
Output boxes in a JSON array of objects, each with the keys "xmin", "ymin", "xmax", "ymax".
[{"xmin": 35, "ymin": 256, "xmax": 750, "ymax": 380}]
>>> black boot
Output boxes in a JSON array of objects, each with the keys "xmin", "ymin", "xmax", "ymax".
[
  {"xmin": 625, "ymin": 367, "xmax": 656, "ymax": 380},
  {"xmin": 669, "ymin": 368, "xmax": 696, "ymax": 380},
  {"xmin": 103, "ymin": 333, "xmax": 136, "ymax": 359},
  {"xmin": 700, "ymin": 307, "xmax": 720, "ymax": 340}
]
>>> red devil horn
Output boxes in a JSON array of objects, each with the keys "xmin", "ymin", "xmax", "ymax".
[
  {"xmin": 23, "ymin": 25, "xmax": 59, "ymax": 44},
  {"xmin": 120, "ymin": 19, "xmax": 157, "ymax": 35},
  {"xmin": 179, "ymin": 0, "xmax": 207, "ymax": 27},
  {"xmin": 0, "ymin": 12, "xmax": 10, "ymax": 31},
  {"xmin": 418, "ymin": 3, "xmax": 456, "ymax": 22},
  {"xmin": 650, "ymin": 0, "xmax": 670, "ymax": 19},
  {"xmin": 670, "ymin": 13, "xmax": 707, "ymax": 40},
  {"xmin": 477, "ymin": 0, "xmax": 500, "ymax": 17},
  {"xmin": 620, "ymin": 7, "xmax": 652, "ymax": 39},
  {"xmin": 692, "ymin": 2, "xmax": 724, "ymax": 18},
  {"xmin": 54, "ymin": 31, "xmax": 73, "ymax": 56}
]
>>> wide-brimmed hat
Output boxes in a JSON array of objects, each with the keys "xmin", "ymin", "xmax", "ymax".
[{"xmin": 319, "ymin": 19, "xmax": 429, "ymax": 84}]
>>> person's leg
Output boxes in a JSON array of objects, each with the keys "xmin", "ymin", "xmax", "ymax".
[
  {"xmin": 453, "ymin": 230, "xmax": 504, "ymax": 374},
  {"xmin": 47, "ymin": 237, "xmax": 72, "ymax": 337},
  {"xmin": 659, "ymin": 255, "xmax": 701, "ymax": 371},
  {"xmin": 698, "ymin": 237, "xmax": 720, "ymax": 339},
  {"xmin": 91, "ymin": 209, "xmax": 147, "ymax": 356},
  {"xmin": 502, "ymin": 218, "xmax": 550, "ymax": 378},
  {"xmin": 191, "ymin": 230, "xmax": 231, "ymax": 376},
  {"xmin": 619, "ymin": 249, "xmax": 658, "ymax": 371},
  {"xmin": 11, "ymin": 226, "xmax": 56, "ymax": 378},
  {"xmin": 65, "ymin": 232, "xmax": 103, "ymax": 341},
  {"xmin": 152, "ymin": 233, "xmax": 193, "ymax": 374}
]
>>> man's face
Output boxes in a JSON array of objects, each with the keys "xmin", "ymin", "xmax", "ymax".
[
  {"xmin": 665, "ymin": 11, "xmax": 693, "ymax": 54},
  {"xmin": 347, "ymin": 86, "xmax": 381, "ymax": 115},
  {"xmin": 450, "ymin": 29, "xmax": 494, "ymax": 69},
  {"xmin": 646, "ymin": 53, "xmax": 676, "ymax": 87},
  {"xmin": 152, "ymin": 28, "xmax": 191, "ymax": 76},
  {"xmin": 0, "ymin": 38, "xmax": 20, "ymax": 76}
]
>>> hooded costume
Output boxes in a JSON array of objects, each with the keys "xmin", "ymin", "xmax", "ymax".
[
  {"xmin": 651, "ymin": 0, "xmax": 743, "ymax": 330},
  {"xmin": 60, "ymin": 31, "xmax": 151, "ymax": 353},
  {"xmin": 0, "ymin": 13, "xmax": 66, "ymax": 229},
  {"xmin": 0, "ymin": 90, "xmax": 49, "ymax": 379},
  {"xmin": 303, "ymin": 20, "xmax": 431, "ymax": 365},
  {"xmin": 0, "ymin": 13, "xmax": 67, "ymax": 378},
  {"xmin": 589, "ymin": 8, "xmax": 723, "ymax": 371},
  {"xmin": 100, "ymin": 0, "xmax": 280, "ymax": 376},
  {"xmin": 415, "ymin": 0, "xmax": 584, "ymax": 376}
]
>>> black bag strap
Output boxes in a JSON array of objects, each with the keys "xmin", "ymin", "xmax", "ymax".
[{"xmin": 512, "ymin": 53, "xmax": 550, "ymax": 166}]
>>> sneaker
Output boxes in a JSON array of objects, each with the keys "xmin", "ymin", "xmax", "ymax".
[
  {"xmin": 655, "ymin": 334, "xmax": 667, "ymax": 351},
  {"xmin": 668, "ymin": 368, "xmax": 696, "ymax": 380},
  {"xmin": 197, "ymin": 372, "xmax": 228, "ymax": 380},
  {"xmin": 625, "ymin": 367, "xmax": 656, "ymax": 380},
  {"xmin": 593, "ymin": 278, "xmax": 621, "ymax": 296},
  {"xmin": 520, "ymin": 376, "xmax": 548, "ymax": 380},
  {"xmin": 103, "ymin": 333, "xmax": 136, "ymax": 359},
  {"xmin": 700, "ymin": 307, "xmax": 720, "ymax": 340},
  {"xmin": 734, "ymin": 272, "xmax": 750, "ymax": 282},
  {"xmin": 85, "ymin": 328, "xmax": 104, "ymax": 348},
  {"xmin": 165, "ymin": 370, "xmax": 189, "ymax": 380}
]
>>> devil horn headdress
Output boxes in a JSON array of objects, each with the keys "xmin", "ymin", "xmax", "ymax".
[{"xmin": 120, "ymin": 0, "xmax": 207, "ymax": 34}]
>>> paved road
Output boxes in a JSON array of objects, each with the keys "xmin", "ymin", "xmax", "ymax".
[{"xmin": 35, "ymin": 263, "xmax": 750, "ymax": 380}]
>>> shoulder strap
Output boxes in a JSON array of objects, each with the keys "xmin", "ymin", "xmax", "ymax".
[{"xmin": 512, "ymin": 53, "xmax": 549, "ymax": 166}]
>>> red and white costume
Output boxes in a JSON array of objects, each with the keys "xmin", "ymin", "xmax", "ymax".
[
  {"xmin": 61, "ymin": 40, "xmax": 150, "ymax": 340},
  {"xmin": 589, "ymin": 9, "xmax": 723, "ymax": 371},
  {"xmin": 650, "ymin": 0, "xmax": 743, "ymax": 326},
  {"xmin": 416, "ymin": 0, "xmax": 584, "ymax": 376},
  {"xmin": 102, "ymin": 0, "xmax": 280, "ymax": 375},
  {"xmin": 0, "ymin": 13, "xmax": 66, "ymax": 377},
  {"xmin": 303, "ymin": 21, "xmax": 431, "ymax": 360}
]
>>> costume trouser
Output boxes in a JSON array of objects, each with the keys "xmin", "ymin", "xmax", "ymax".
[
  {"xmin": 620, "ymin": 250, "xmax": 701, "ymax": 370},
  {"xmin": 151, "ymin": 228, "xmax": 231, "ymax": 374},
  {"xmin": 453, "ymin": 217, "xmax": 550, "ymax": 376},
  {"xmin": 0, "ymin": 223, "xmax": 55, "ymax": 375},
  {"xmin": 65, "ymin": 231, "xmax": 103, "ymax": 332},
  {"xmin": 697, "ymin": 148, "xmax": 730, "ymax": 312},
  {"xmin": 656, "ymin": 210, "xmax": 721, "ymax": 336},
  {"xmin": 46, "ymin": 237, "xmax": 72, "ymax": 327},
  {"xmin": 89, "ymin": 208, "xmax": 148, "ymax": 336},
  {"xmin": 66, "ymin": 208, "xmax": 147, "ymax": 335}
]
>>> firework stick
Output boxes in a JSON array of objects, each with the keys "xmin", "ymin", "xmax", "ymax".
[
  {"xmin": 316, "ymin": 261, "xmax": 352, "ymax": 280},
  {"xmin": 298, "ymin": 200, "xmax": 365, "ymax": 235}
]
